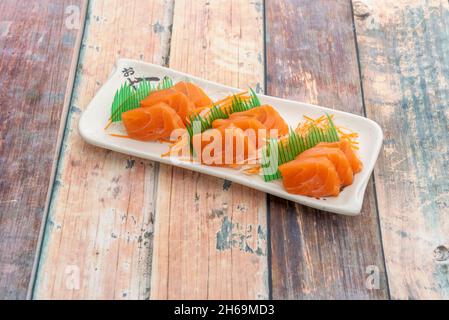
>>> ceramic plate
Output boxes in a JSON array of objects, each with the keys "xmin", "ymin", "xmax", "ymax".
[{"xmin": 79, "ymin": 59, "xmax": 383, "ymax": 215}]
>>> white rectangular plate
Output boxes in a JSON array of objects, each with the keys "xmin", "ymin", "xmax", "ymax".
[{"xmin": 79, "ymin": 59, "xmax": 383, "ymax": 216}]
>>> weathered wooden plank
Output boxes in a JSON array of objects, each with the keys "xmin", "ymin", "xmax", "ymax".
[
  {"xmin": 32, "ymin": 0, "xmax": 174, "ymax": 299},
  {"xmin": 0, "ymin": 0, "xmax": 87, "ymax": 299},
  {"xmin": 353, "ymin": 0, "xmax": 449, "ymax": 299},
  {"xmin": 150, "ymin": 0, "xmax": 268, "ymax": 299},
  {"xmin": 265, "ymin": 0, "xmax": 389, "ymax": 299}
]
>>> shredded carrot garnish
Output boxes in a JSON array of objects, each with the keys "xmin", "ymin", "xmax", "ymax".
[
  {"xmin": 109, "ymin": 133, "xmax": 130, "ymax": 139},
  {"xmin": 292, "ymin": 114, "xmax": 359, "ymax": 150},
  {"xmin": 104, "ymin": 119, "xmax": 113, "ymax": 130},
  {"xmin": 200, "ymin": 91, "xmax": 251, "ymax": 118},
  {"xmin": 213, "ymin": 91, "xmax": 248, "ymax": 106},
  {"xmin": 161, "ymin": 134, "xmax": 191, "ymax": 158},
  {"xmin": 243, "ymin": 165, "xmax": 261, "ymax": 175},
  {"xmin": 192, "ymin": 106, "xmax": 209, "ymax": 115},
  {"xmin": 161, "ymin": 150, "xmax": 172, "ymax": 158}
]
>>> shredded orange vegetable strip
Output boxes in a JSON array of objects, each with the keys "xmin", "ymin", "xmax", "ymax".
[
  {"xmin": 295, "ymin": 115, "xmax": 359, "ymax": 150},
  {"xmin": 109, "ymin": 133, "xmax": 130, "ymax": 139},
  {"xmin": 243, "ymin": 165, "xmax": 261, "ymax": 175},
  {"xmin": 104, "ymin": 119, "xmax": 113, "ymax": 130},
  {"xmin": 198, "ymin": 91, "xmax": 249, "ymax": 115}
]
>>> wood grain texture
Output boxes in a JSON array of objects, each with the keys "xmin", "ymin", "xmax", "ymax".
[
  {"xmin": 32, "ymin": 0, "xmax": 174, "ymax": 299},
  {"xmin": 0, "ymin": 0, "xmax": 87, "ymax": 299},
  {"xmin": 265, "ymin": 0, "xmax": 389, "ymax": 299},
  {"xmin": 353, "ymin": 0, "xmax": 449, "ymax": 299},
  {"xmin": 150, "ymin": 0, "xmax": 268, "ymax": 299}
]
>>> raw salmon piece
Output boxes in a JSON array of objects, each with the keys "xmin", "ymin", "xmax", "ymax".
[
  {"xmin": 279, "ymin": 157, "xmax": 341, "ymax": 197},
  {"xmin": 140, "ymin": 88, "xmax": 195, "ymax": 124},
  {"xmin": 212, "ymin": 117, "xmax": 267, "ymax": 148},
  {"xmin": 140, "ymin": 87, "xmax": 178, "ymax": 108},
  {"xmin": 173, "ymin": 81, "xmax": 213, "ymax": 108},
  {"xmin": 212, "ymin": 117, "xmax": 266, "ymax": 131},
  {"xmin": 316, "ymin": 140, "xmax": 363, "ymax": 173},
  {"xmin": 229, "ymin": 105, "xmax": 289, "ymax": 136},
  {"xmin": 193, "ymin": 125, "xmax": 257, "ymax": 166},
  {"xmin": 166, "ymin": 91, "xmax": 196, "ymax": 124},
  {"xmin": 297, "ymin": 146, "xmax": 354, "ymax": 186},
  {"xmin": 122, "ymin": 102, "xmax": 184, "ymax": 141}
]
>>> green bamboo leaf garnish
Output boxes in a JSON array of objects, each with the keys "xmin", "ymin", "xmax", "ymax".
[
  {"xmin": 109, "ymin": 76, "xmax": 174, "ymax": 123},
  {"xmin": 261, "ymin": 114, "xmax": 340, "ymax": 182},
  {"xmin": 261, "ymin": 138, "xmax": 282, "ymax": 180}
]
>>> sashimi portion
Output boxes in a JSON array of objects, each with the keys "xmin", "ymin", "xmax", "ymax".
[
  {"xmin": 316, "ymin": 140, "xmax": 363, "ymax": 173},
  {"xmin": 279, "ymin": 157, "xmax": 341, "ymax": 197},
  {"xmin": 193, "ymin": 125, "xmax": 257, "ymax": 166},
  {"xmin": 140, "ymin": 87, "xmax": 178, "ymax": 108},
  {"xmin": 229, "ymin": 105, "xmax": 289, "ymax": 137},
  {"xmin": 297, "ymin": 147, "xmax": 354, "ymax": 186},
  {"xmin": 122, "ymin": 102, "xmax": 184, "ymax": 141},
  {"xmin": 166, "ymin": 91, "xmax": 196, "ymax": 124},
  {"xmin": 277, "ymin": 139, "xmax": 363, "ymax": 197},
  {"xmin": 172, "ymin": 81, "xmax": 213, "ymax": 108},
  {"xmin": 140, "ymin": 88, "xmax": 195, "ymax": 124},
  {"xmin": 212, "ymin": 117, "xmax": 267, "ymax": 148}
]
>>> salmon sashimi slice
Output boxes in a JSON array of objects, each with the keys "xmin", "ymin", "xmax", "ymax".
[
  {"xmin": 172, "ymin": 81, "xmax": 213, "ymax": 108},
  {"xmin": 166, "ymin": 91, "xmax": 196, "ymax": 124},
  {"xmin": 279, "ymin": 156, "xmax": 341, "ymax": 197},
  {"xmin": 140, "ymin": 87, "xmax": 178, "ymax": 108},
  {"xmin": 229, "ymin": 105, "xmax": 289, "ymax": 137},
  {"xmin": 193, "ymin": 125, "xmax": 257, "ymax": 166},
  {"xmin": 122, "ymin": 102, "xmax": 185, "ymax": 141},
  {"xmin": 212, "ymin": 117, "xmax": 267, "ymax": 148},
  {"xmin": 297, "ymin": 146, "xmax": 354, "ymax": 186},
  {"xmin": 316, "ymin": 140, "xmax": 363, "ymax": 173},
  {"xmin": 140, "ymin": 88, "xmax": 195, "ymax": 124}
]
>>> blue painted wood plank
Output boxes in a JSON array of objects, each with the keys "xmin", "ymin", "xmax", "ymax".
[{"xmin": 353, "ymin": 0, "xmax": 449, "ymax": 299}]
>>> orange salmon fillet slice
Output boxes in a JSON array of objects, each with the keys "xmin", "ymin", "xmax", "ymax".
[
  {"xmin": 279, "ymin": 156, "xmax": 341, "ymax": 198},
  {"xmin": 122, "ymin": 102, "xmax": 184, "ymax": 141}
]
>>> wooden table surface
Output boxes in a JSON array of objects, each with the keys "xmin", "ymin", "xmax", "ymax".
[{"xmin": 1, "ymin": 0, "xmax": 448, "ymax": 300}]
